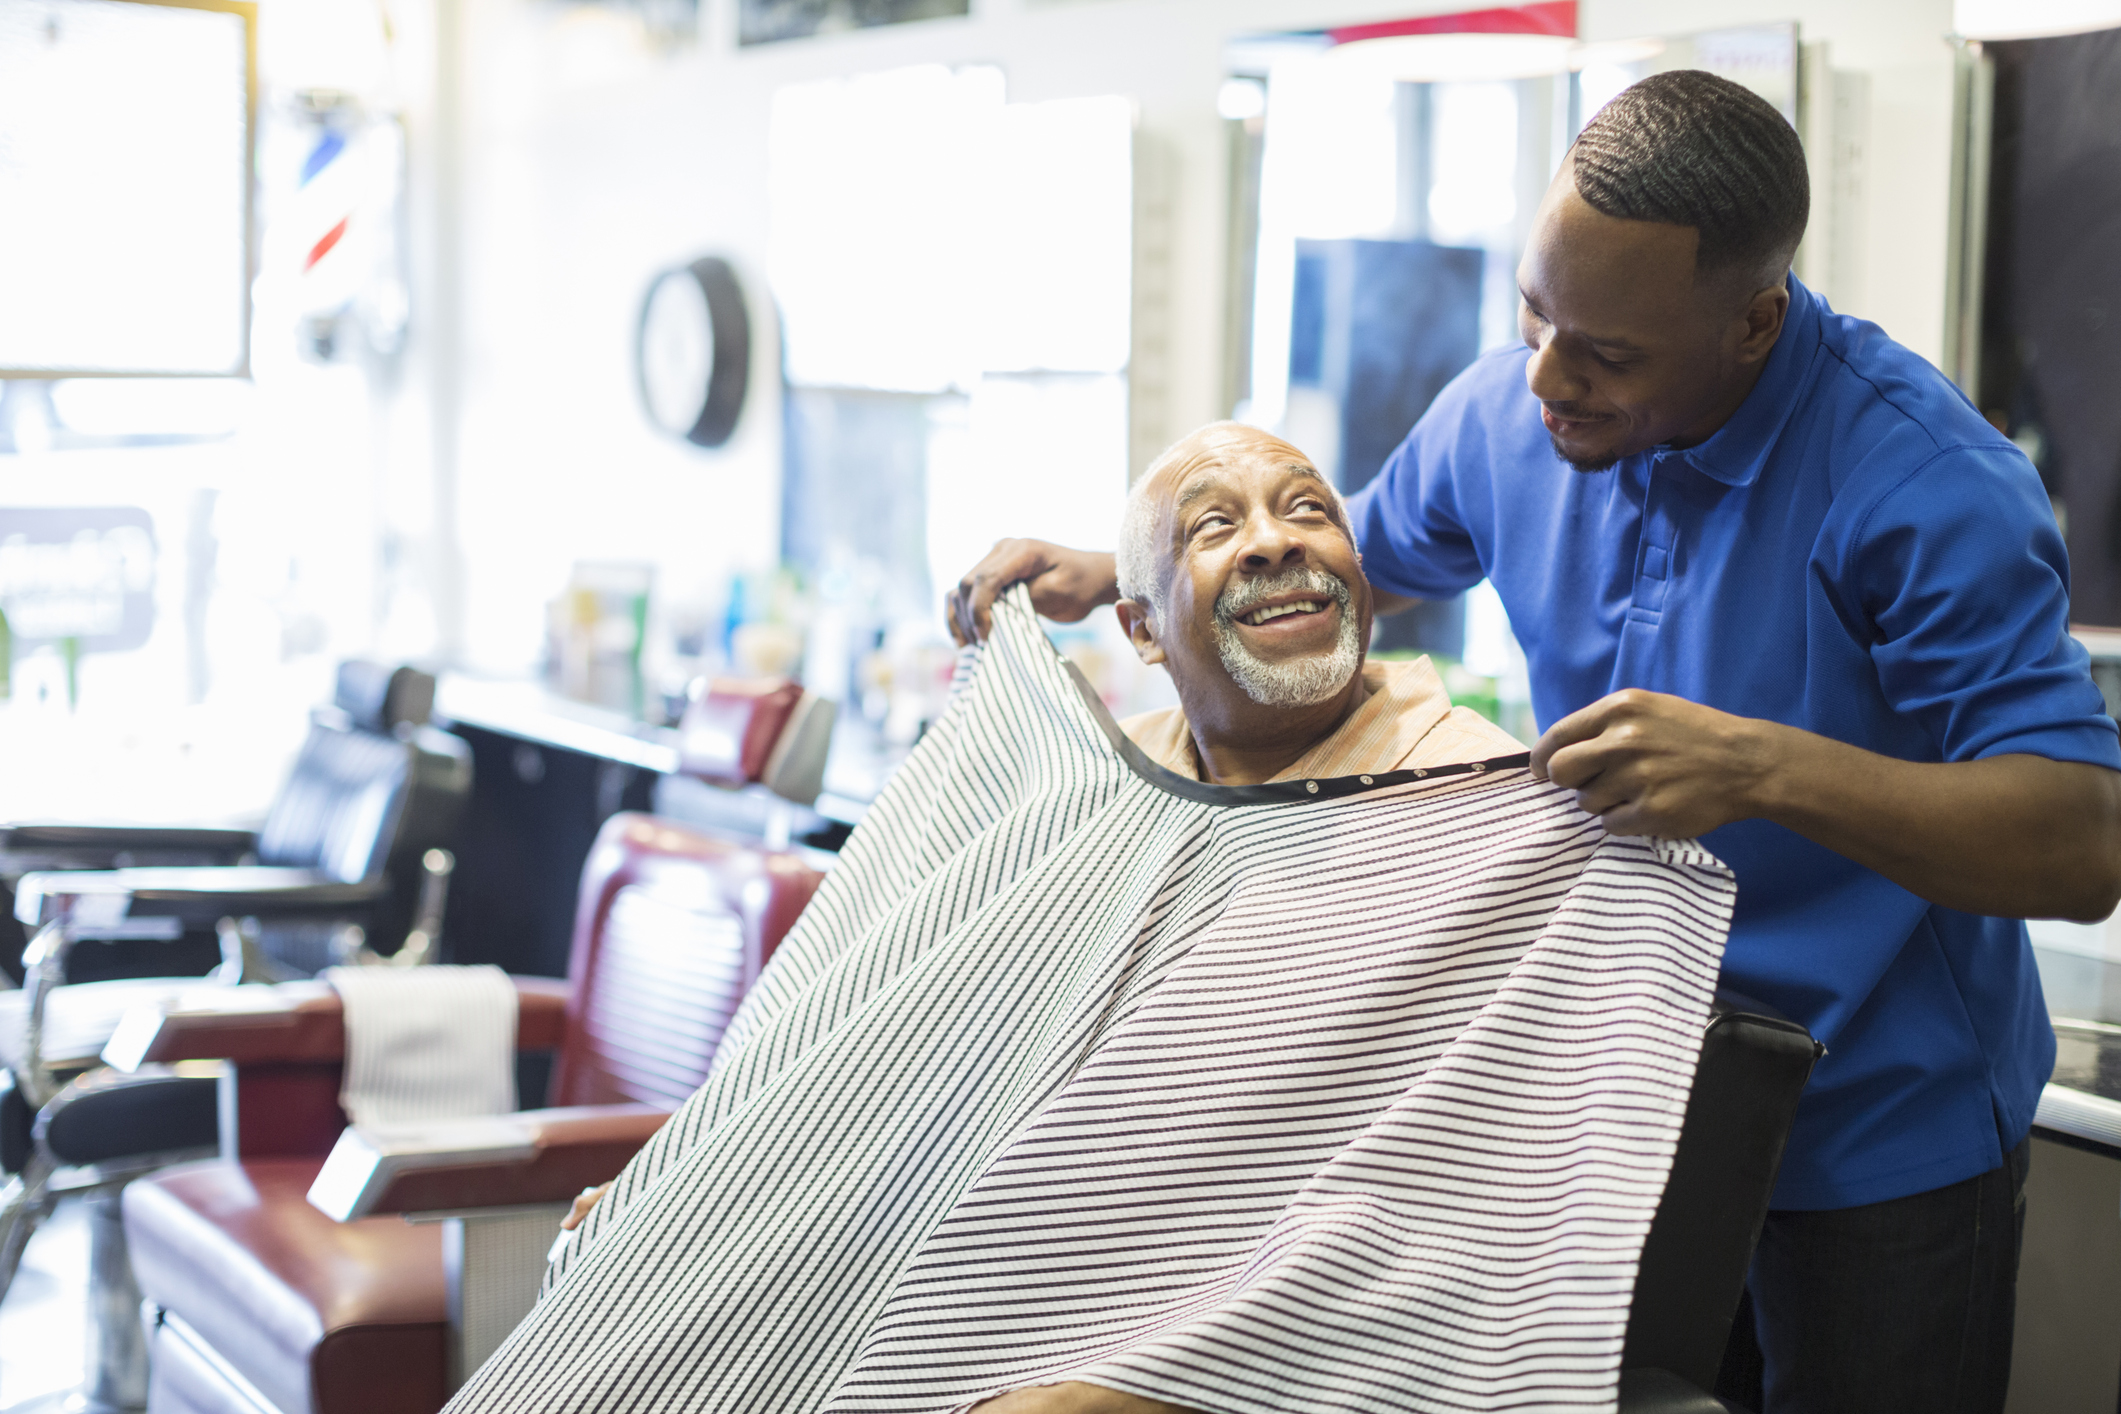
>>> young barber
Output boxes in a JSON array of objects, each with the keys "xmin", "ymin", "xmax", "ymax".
[{"xmin": 949, "ymin": 71, "xmax": 2121, "ymax": 1414}]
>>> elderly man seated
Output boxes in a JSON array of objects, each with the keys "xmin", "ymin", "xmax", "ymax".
[
  {"xmin": 1098, "ymin": 421, "xmax": 1520, "ymax": 785},
  {"xmin": 451, "ymin": 425, "xmax": 1733, "ymax": 1414}
]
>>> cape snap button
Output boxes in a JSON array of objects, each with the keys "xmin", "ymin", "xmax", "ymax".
[
  {"xmin": 1305, "ymin": 781, "xmax": 1319, "ymax": 794},
  {"xmin": 1359, "ymin": 775, "xmax": 1373, "ymax": 785}
]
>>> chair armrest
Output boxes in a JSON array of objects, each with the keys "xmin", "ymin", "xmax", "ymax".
[
  {"xmin": 0, "ymin": 824, "xmax": 257, "ymax": 869},
  {"xmin": 14, "ymin": 867, "xmax": 387, "ymax": 929},
  {"xmin": 307, "ymin": 1104, "xmax": 669, "ymax": 1221},
  {"xmin": 102, "ymin": 976, "xmax": 572, "ymax": 1071}
]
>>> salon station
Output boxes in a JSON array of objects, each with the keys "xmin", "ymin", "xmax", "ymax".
[{"xmin": 5, "ymin": 1, "xmax": 2121, "ymax": 1412}]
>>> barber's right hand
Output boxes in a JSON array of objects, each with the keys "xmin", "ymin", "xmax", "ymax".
[{"xmin": 946, "ymin": 540, "xmax": 1121, "ymax": 646}]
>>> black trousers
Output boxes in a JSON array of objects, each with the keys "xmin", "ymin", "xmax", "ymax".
[{"xmin": 1714, "ymin": 1138, "xmax": 2032, "ymax": 1414}]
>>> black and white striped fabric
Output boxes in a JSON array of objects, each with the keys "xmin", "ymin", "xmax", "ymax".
[{"xmin": 455, "ymin": 588, "xmax": 1734, "ymax": 1414}]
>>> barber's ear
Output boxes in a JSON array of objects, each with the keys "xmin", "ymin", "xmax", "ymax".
[
  {"xmin": 1113, "ymin": 599, "xmax": 1166, "ymax": 666},
  {"xmin": 1735, "ymin": 281, "xmax": 1790, "ymax": 363}
]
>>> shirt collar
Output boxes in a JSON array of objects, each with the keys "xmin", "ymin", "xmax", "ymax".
[
  {"xmin": 1651, "ymin": 272, "xmax": 1823, "ymax": 489},
  {"xmin": 1269, "ymin": 658, "xmax": 1451, "ymax": 783}
]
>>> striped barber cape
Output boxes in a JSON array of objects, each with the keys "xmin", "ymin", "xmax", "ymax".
[{"xmin": 452, "ymin": 587, "xmax": 1736, "ymax": 1414}]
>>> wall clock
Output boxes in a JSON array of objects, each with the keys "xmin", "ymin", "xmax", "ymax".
[{"xmin": 636, "ymin": 256, "xmax": 750, "ymax": 449}]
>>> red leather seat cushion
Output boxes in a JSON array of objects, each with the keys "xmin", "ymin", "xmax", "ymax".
[{"xmin": 124, "ymin": 1158, "xmax": 448, "ymax": 1414}]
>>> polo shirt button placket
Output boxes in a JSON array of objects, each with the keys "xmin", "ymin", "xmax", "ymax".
[{"xmin": 1633, "ymin": 455, "xmax": 1680, "ymax": 630}]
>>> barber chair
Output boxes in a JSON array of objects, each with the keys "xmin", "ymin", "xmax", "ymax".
[
  {"xmin": 655, "ymin": 674, "xmax": 839, "ymax": 848},
  {"xmin": 111, "ymin": 811, "xmax": 824, "ymax": 1414},
  {"xmin": 0, "ymin": 662, "xmax": 463, "ymax": 985},
  {"xmin": 0, "ymin": 663, "xmax": 470, "ymax": 1412},
  {"xmin": 1615, "ymin": 993, "xmax": 1823, "ymax": 1414}
]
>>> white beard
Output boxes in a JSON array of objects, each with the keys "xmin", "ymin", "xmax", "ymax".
[{"xmin": 1210, "ymin": 566, "xmax": 1363, "ymax": 708}]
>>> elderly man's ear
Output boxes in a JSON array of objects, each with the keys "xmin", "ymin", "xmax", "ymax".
[{"xmin": 1112, "ymin": 599, "xmax": 1167, "ymax": 666}]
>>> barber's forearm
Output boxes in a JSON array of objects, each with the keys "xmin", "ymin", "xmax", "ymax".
[{"xmin": 1746, "ymin": 726, "xmax": 2121, "ymax": 921}]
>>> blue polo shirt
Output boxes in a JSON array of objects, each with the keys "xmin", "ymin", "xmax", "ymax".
[{"xmin": 1348, "ymin": 274, "xmax": 2121, "ymax": 1210}]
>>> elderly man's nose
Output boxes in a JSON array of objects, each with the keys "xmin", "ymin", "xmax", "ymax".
[{"xmin": 1239, "ymin": 527, "xmax": 1306, "ymax": 568}]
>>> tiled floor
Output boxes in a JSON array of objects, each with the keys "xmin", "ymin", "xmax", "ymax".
[{"xmin": 0, "ymin": 1198, "xmax": 89, "ymax": 1412}]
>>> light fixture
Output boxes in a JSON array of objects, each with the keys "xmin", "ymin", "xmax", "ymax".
[
  {"xmin": 1568, "ymin": 37, "xmax": 1666, "ymax": 70},
  {"xmin": 1217, "ymin": 77, "xmax": 1267, "ymax": 121},
  {"xmin": 1323, "ymin": 32, "xmax": 1666, "ymax": 83},
  {"xmin": 1325, "ymin": 32, "xmax": 1575, "ymax": 83},
  {"xmin": 1953, "ymin": 0, "xmax": 2121, "ymax": 38}
]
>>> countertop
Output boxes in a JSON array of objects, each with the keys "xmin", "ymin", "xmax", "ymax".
[{"xmin": 434, "ymin": 674, "xmax": 903, "ymax": 826}]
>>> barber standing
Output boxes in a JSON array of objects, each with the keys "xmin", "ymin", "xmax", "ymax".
[{"xmin": 949, "ymin": 70, "xmax": 2121, "ymax": 1414}]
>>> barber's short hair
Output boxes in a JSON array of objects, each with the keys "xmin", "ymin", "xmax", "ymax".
[
  {"xmin": 1570, "ymin": 69, "xmax": 1809, "ymax": 287},
  {"xmin": 1116, "ymin": 422, "xmax": 1342, "ymax": 622}
]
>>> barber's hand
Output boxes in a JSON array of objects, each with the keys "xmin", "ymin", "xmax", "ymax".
[
  {"xmin": 1531, "ymin": 689, "xmax": 1777, "ymax": 839},
  {"xmin": 970, "ymin": 1382, "xmax": 1201, "ymax": 1414},
  {"xmin": 946, "ymin": 540, "xmax": 1120, "ymax": 646},
  {"xmin": 562, "ymin": 1182, "xmax": 612, "ymax": 1231}
]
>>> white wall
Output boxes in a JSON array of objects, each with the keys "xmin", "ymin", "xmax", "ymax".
[
  {"xmin": 441, "ymin": 0, "xmax": 1962, "ymax": 670},
  {"xmin": 1583, "ymin": 0, "xmax": 1959, "ymax": 369}
]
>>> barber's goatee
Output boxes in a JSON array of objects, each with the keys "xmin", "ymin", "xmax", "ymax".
[{"xmin": 1550, "ymin": 436, "xmax": 1621, "ymax": 473}]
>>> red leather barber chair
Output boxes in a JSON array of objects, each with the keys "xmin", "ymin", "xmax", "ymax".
[
  {"xmin": 655, "ymin": 675, "xmax": 841, "ymax": 849},
  {"xmin": 109, "ymin": 813, "xmax": 823, "ymax": 1414}
]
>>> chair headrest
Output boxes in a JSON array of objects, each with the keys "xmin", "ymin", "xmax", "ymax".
[
  {"xmin": 677, "ymin": 678, "xmax": 805, "ymax": 788},
  {"xmin": 335, "ymin": 661, "xmax": 437, "ymax": 736}
]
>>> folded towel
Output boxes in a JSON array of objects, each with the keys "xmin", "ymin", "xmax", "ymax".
[{"xmin": 323, "ymin": 964, "xmax": 518, "ymax": 1124}]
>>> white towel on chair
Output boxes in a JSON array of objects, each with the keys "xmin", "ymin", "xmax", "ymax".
[{"xmin": 324, "ymin": 964, "xmax": 518, "ymax": 1124}]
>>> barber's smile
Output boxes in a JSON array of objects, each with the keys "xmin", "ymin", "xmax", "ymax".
[{"xmin": 1540, "ymin": 405, "xmax": 1613, "ymax": 438}]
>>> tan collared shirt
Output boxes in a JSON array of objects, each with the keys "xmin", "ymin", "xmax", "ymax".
[{"xmin": 1118, "ymin": 657, "xmax": 1525, "ymax": 783}]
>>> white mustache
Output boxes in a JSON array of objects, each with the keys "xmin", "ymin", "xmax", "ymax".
[{"xmin": 1215, "ymin": 567, "xmax": 1351, "ymax": 623}]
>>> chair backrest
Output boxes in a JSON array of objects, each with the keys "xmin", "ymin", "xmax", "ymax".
[
  {"xmin": 255, "ymin": 722, "xmax": 411, "ymax": 880},
  {"xmin": 549, "ymin": 812, "xmax": 823, "ymax": 1109},
  {"xmin": 256, "ymin": 704, "xmax": 470, "ymax": 956},
  {"xmin": 1621, "ymin": 990, "xmax": 1823, "ymax": 1391},
  {"xmin": 256, "ymin": 662, "xmax": 449, "ymax": 879},
  {"xmin": 676, "ymin": 677, "xmax": 837, "ymax": 806}
]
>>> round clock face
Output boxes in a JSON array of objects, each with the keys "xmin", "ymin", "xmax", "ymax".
[
  {"xmin": 639, "ymin": 268, "xmax": 715, "ymax": 438},
  {"xmin": 636, "ymin": 257, "xmax": 750, "ymax": 448}
]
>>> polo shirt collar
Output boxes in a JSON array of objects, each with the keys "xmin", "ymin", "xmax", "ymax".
[{"xmin": 1652, "ymin": 273, "xmax": 1823, "ymax": 488}]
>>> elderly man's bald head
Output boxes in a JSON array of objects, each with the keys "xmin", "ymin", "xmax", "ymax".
[{"xmin": 1116, "ymin": 422, "xmax": 1343, "ymax": 620}]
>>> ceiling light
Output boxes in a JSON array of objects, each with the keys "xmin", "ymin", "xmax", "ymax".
[
  {"xmin": 1568, "ymin": 37, "xmax": 1666, "ymax": 70},
  {"xmin": 1325, "ymin": 32, "xmax": 1577, "ymax": 83},
  {"xmin": 1324, "ymin": 32, "xmax": 1668, "ymax": 83},
  {"xmin": 1953, "ymin": 0, "xmax": 2121, "ymax": 38}
]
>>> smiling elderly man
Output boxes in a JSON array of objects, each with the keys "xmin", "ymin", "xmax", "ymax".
[
  {"xmin": 1106, "ymin": 420, "xmax": 1520, "ymax": 789},
  {"xmin": 484, "ymin": 433, "xmax": 1736, "ymax": 1414}
]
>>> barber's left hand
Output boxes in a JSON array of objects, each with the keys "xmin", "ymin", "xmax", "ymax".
[
  {"xmin": 1531, "ymin": 689, "xmax": 1776, "ymax": 839},
  {"xmin": 969, "ymin": 1381, "xmax": 1201, "ymax": 1414}
]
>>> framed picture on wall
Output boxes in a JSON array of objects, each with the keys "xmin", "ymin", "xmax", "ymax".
[{"xmin": 739, "ymin": 0, "xmax": 967, "ymax": 46}]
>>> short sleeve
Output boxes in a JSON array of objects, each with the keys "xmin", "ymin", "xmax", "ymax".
[
  {"xmin": 1855, "ymin": 444, "xmax": 2121, "ymax": 769},
  {"xmin": 1344, "ymin": 359, "xmax": 1500, "ymax": 600}
]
